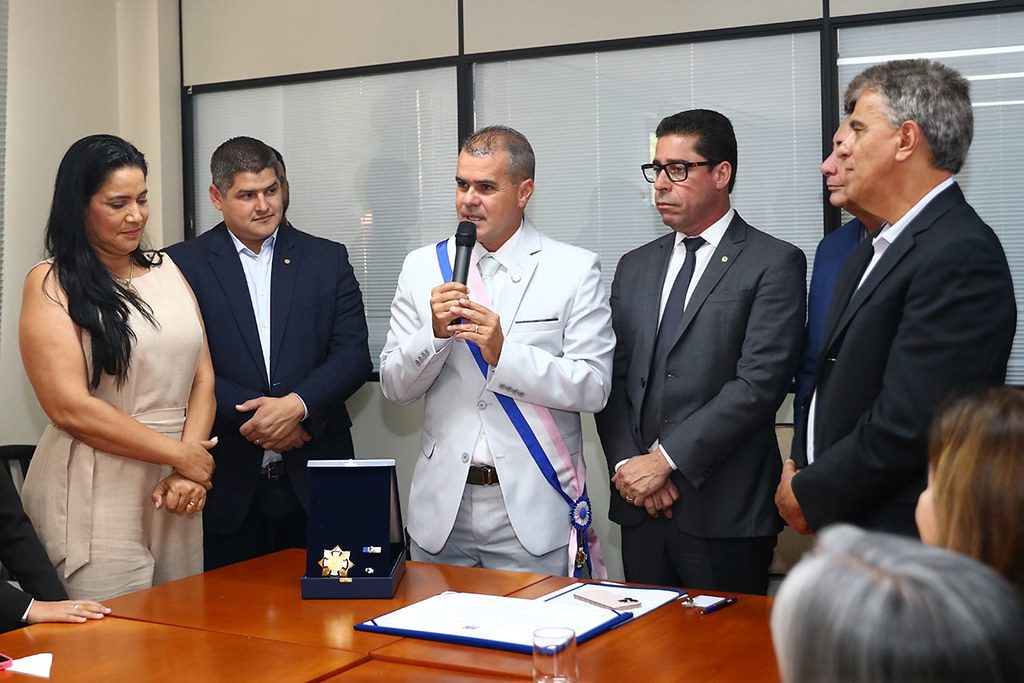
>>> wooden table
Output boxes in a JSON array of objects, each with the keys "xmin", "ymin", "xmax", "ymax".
[
  {"xmin": 2, "ymin": 551, "xmax": 780, "ymax": 681},
  {"xmin": 0, "ymin": 616, "xmax": 365, "ymax": 681},
  {"xmin": 371, "ymin": 576, "xmax": 780, "ymax": 682},
  {"xmin": 105, "ymin": 551, "xmax": 548, "ymax": 652},
  {"xmin": 325, "ymin": 661, "xmax": 513, "ymax": 682}
]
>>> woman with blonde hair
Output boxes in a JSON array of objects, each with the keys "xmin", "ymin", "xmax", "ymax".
[{"xmin": 916, "ymin": 386, "xmax": 1024, "ymax": 592}]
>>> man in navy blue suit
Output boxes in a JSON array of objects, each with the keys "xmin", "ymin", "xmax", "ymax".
[
  {"xmin": 792, "ymin": 121, "xmax": 884, "ymax": 434},
  {"xmin": 166, "ymin": 137, "xmax": 371, "ymax": 569}
]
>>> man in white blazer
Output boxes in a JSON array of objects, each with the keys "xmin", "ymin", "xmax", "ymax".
[{"xmin": 380, "ymin": 126, "xmax": 614, "ymax": 575}]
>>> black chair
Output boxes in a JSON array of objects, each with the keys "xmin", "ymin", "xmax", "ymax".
[
  {"xmin": 0, "ymin": 445, "xmax": 35, "ymax": 582},
  {"xmin": 0, "ymin": 444, "xmax": 36, "ymax": 483}
]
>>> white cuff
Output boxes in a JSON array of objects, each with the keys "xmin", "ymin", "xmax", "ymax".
[
  {"xmin": 659, "ymin": 445, "xmax": 678, "ymax": 471},
  {"xmin": 293, "ymin": 393, "xmax": 309, "ymax": 421}
]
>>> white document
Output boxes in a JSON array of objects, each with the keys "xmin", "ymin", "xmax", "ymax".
[
  {"xmin": 9, "ymin": 653, "xmax": 53, "ymax": 678},
  {"xmin": 360, "ymin": 591, "xmax": 622, "ymax": 649},
  {"xmin": 537, "ymin": 581, "xmax": 685, "ymax": 619}
]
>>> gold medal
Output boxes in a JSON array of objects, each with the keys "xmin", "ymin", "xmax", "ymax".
[{"xmin": 319, "ymin": 545, "xmax": 355, "ymax": 577}]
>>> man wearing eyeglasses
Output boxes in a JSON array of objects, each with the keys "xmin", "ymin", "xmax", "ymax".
[{"xmin": 596, "ymin": 109, "xmax": 805, "ymax": 594}]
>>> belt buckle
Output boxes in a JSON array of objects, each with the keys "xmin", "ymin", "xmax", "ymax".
[
  {"xmin": 263, "ymin": 461, "xmax": 281, "ymax": 480},
  {"xmin": 477, "ymin": 464, "xmax": 497, "ymax": 486}
]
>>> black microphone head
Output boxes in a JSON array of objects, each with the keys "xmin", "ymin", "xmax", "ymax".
[{"xmin": 456, "ymin": 221, "xmax": 477, "ymax": 247}]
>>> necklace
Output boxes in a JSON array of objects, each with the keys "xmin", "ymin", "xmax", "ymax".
[{"xmin": 115, "ymin": 260, "xmax": 138, "ymax": 298}]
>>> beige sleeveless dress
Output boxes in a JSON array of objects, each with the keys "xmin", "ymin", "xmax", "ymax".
[{"xmin": 22, "ymin": 255, "xmax": 204, "ymax": 601}]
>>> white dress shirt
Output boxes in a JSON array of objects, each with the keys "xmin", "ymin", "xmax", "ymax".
[
  {"xmin": 615, "ymin": 209, "xmax": 734, "ymax": 473},
  {"xmin": 228, "ymin": 228, "xmax": 308, "ymax": 467},
  {"xmin": 658, "ymin": 208, "xmax": 734, "ymax": 322},
  {"xmin": 469, "ymin": 224, "xmax": 524, "ymax": 466}
]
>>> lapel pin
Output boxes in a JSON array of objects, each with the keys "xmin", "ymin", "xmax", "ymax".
[
  {"xmin": 721, "ymin": 256, "xmax": 729, "ymax": 263},
  {"xmin": 284, "ymin": 259, "xmax": 291, "ymax": 265},
  {"xmin": 511, "ymin": 273, "xmax": 522, "ymax": 283}
]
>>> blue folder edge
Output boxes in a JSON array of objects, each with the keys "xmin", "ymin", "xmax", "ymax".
[
  {"xmin": 354, "ymin": 581, "xmax": 686, "ymax": 654},
  {"xmin": 354, "ymin": 610, "xmax": 631, "ymax": 655}
]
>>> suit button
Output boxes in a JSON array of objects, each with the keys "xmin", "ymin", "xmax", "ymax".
[
  {"xmin": 631, "ymin": 424, "xmax": 638, "ymax": 432},
  {"xmin": 477, "ymin": 401, "xmax": 487, "ymax": 410},
  {"xmin": 666, "ymin": 373, "xmax": 675, "ymax": 379},
  {"xmin": 461, "ymin": 453, "xmax": 470, "ymax": 463},
  {"xmin": 640, "ymin": 378, "xmax": 646, "ymax": 388}
]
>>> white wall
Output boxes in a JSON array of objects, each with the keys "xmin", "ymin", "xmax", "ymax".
[
  {"xmin": 182, "ymin": 0, "xmax": 459, "ymax": 86},
  {"xmin": 1, "ymin": 0, "xmax": 182, "ymax": 443},
  {"xmin": 831, "ymin": 0, "xmax": 988, "ymax": 16}
]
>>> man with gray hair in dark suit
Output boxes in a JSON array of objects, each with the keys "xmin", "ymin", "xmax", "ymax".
[{"xmin": 776, "ymin": 59, "xmax": 1016, "ymax": 537}]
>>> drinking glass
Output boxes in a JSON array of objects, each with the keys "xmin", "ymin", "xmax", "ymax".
[{"xmin": 532, "ymin": 627, "xmax": 578, "ymax": 683}]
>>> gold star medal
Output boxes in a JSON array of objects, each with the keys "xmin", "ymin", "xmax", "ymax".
[{"xmin": 319, "ymin": 545, "xmax": 355, "ymax": 577}]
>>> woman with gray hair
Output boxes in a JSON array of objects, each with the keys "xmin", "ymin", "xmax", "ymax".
[{"xmin": 771, "ymin": 525, "xmax": 1024, "ymax": 683}]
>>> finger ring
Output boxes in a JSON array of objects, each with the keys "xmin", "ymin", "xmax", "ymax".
[
  {"xmin": 187, "ymin": 500, "xmax": 196, "ymax": 507},
  {"xmin": 475, "ymin": 324, "xmax": 480, "ymax": 333},
  {"xmin": 626, "ymin": 496, "xmax": 635, "ymax": 503},
  {"xmin": 73, "ymin": 603, "xmax": 80, "ymax": 610},
  {"xmin": 255, "ymin": 438, "xmax": 261, "ymax": 445}
]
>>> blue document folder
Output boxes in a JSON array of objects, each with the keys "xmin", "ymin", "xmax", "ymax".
[{"xmin": 355, "ymin": 590, "xmax": 636, "ymax": 654}]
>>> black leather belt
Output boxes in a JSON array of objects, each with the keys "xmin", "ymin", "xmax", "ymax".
[
  {"xmin": 466, "ymin": 464, "xmax": 499, "ymax": 486},
  {"xmin": 261, "ymin": 461, "xmax": 285, "ymax": 480}
]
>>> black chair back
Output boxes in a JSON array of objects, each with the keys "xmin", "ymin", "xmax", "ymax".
[{"xmin": 0, "ymin": 444, "xmax": 36, "ymax": 482}]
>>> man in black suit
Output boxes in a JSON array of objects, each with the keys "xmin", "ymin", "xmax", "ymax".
[
  {"xmin": 1, "ymin": 466, "xmax": 108, "ymax": 632},
  {"xmin": 596, "ymin": 110, "xmax": 806, "ymax": 594},
  {"xmin": 776, "ymin": 59, "xmax": 1016, "ymax": 536},
  {"xmin": 166, "ymin": 137, "xmax": 371, "ymax": 570}
]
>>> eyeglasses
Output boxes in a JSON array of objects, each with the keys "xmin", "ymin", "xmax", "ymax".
[{"xmin": 641, "ymin": 160, "xmax": 716, "ymax": 184}]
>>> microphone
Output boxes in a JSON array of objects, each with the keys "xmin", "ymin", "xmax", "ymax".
[{"xmin": 452, "ymin": 221, "xmax": 477, "ymax": 284}]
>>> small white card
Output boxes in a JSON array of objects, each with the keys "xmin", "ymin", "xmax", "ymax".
[
  {"xmin": 689, "ymin": 595, "xmax": 728, "ymax": 609},
  {"xmin": 9, "ymin": 653, "xmax": 53, "ymax": 678}
]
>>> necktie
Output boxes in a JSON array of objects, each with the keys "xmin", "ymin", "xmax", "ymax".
[
  {"xmin": 478, "ymin": 254, "xmax": 501, "ymax": 299},
  {"xmin": 640, "ymin": 236, "xmax": 706, "ymax": 448}
]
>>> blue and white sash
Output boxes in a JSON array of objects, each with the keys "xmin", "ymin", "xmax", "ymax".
[{"xmin": 436, "ymin": 239, "xmax": 605, "ymax": 578}]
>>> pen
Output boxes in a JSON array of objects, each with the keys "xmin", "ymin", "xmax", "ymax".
[{"xmin": 700, "ymin": 597, "xmax": 738, "ymax": 615}]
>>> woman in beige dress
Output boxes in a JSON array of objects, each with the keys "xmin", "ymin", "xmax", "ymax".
[{"xmin": 20, "ymin": 135, "xmax": 216, "ymax": 601}]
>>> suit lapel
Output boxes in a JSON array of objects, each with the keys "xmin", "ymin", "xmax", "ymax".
[
  {"xmin": 495, "ymin": 218, "xmax": 541, "ymax": 335},
  {"xmin": 824, "ymin": 183, "xmax": 964, "ymax": 353},
  {"xmin": 269, "ymin": 224, "xmax": 298, "ymax": 379},
  {"xmin": 663, "ymin": 213, "xmax": 745, "ymax": 351},
  {"xmin": 207, "ymin": 225, "xmax": 269, "ymax": 386},
  {"xmin": 820, "ymin": 238, "xmax": 874, "ymax": 355},
  {"xmin": 642, "ymin": 235, "xmax": 676, "ymax": 361},
  {"xmin": 829, "ymin": 233, "xmax": 912, "ymax": 340}
]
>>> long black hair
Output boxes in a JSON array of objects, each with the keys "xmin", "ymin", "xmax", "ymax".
[{"xmin": 43, "ymin": 134, "xmax": 162, "ymax": 389}]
